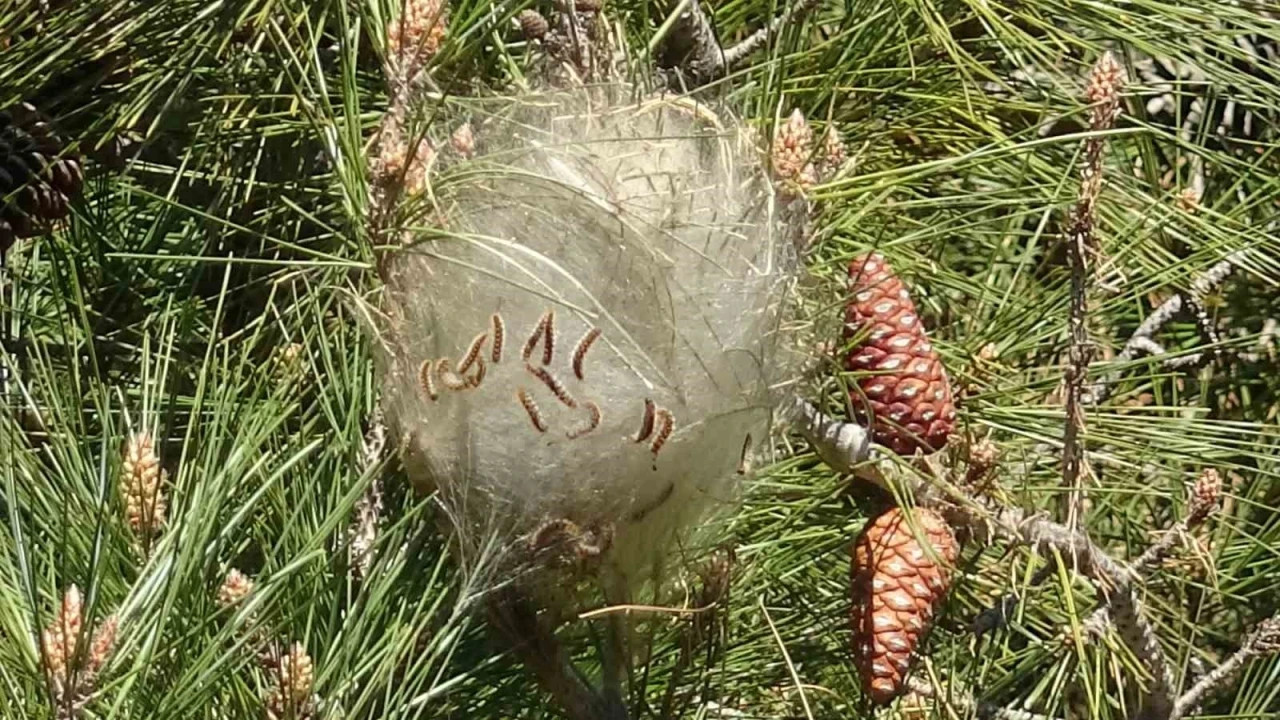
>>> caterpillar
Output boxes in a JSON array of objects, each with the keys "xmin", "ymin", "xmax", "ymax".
[
  {"xmin": 566, "ymin": 401, "xmax": 601, "ymax": 439},
  {"xmin": 650, "ymin": 407, "xmax": 674, "ymax": 457},
  {"xmin": 523, "ymin": 310, "xmax": 554, "ymax": 364},
  {"xmin": 571, "ymin": 327, "xmax": 602, "ymax": 381},
  {"xmin": 527, "ymin": 363, "xmax": 576, "ymax": 408},
  {"xmin": 633, "ymin": 398, "xmax": 656, "ymax": 443},
  {"xmin": 516, "ymin": 388, "xmax": 548, "ymax": 432},
  {"xmin": 419, "ymin": 359, "xmax": 438, "ymax": 401},
  {"xmin": 490, "ymin": 313, "xmax": 505, "ymax": 363},
  {"xmin": 436, "ymin": 358, "xmax": 468, "ymax": 390},
  {"xmin": 458, "ymin": 332, "xmax": 488, "ymax": 374}
]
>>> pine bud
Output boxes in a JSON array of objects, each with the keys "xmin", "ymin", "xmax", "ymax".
[
  {"xmin": 387, "ymin": 0, "xmax": 449, "ymax": 66},
  {"xmin": 450, "ymin": 122, "xmax": 475, "ymax": 159},
  {"xmin": 1084, "ymin": 51, "xmax": 1125, "ymax": 131},
  {"xmin": 818, "ymin": 126, "xmax": 847, "ymax": 180},
  {"xmin": 218, "ymin": 568, "xmax": 255, "ymax": 609},
  {"xmin": 771, "ymin": 109, "xmax": 815, "ymax": 192},
  {"xmin": 87, "ymin": 615, "xmax": 117, "ymax": 677},
  {"xmin": 265, "ymin": 642, "xmax": 316, "ymax": 719},
  {"xmin": 1187, "ymin": 468, "xmax": 1222, "ymax": 526},
  {"xmin": 964, "ymin": 437, "xmax": 999, "ymax": 488},
  {"xmin": 122, "ymin": 431, "xmax": 166, "ymax": 535},
  {"xmin": 1176, "ymin": 187, "xmax": 1201, "ymax": 213},
  {"xmin": 41, "ymin": 585, "xmax": 83, "ymax": 687}
]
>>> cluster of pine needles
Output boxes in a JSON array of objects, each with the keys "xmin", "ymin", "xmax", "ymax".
[{"xmin": 2, "ymin": 0, "xmax": 1279, "ymax": 718}]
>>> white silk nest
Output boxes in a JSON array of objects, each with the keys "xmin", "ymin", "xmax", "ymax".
[{"xmin": 376, "ymin": 85, "xmax": 804, "ymax": 598}]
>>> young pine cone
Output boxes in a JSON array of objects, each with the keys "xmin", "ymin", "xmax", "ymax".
[
  {"xmin": 850, "ymin": 506, "xmax": 958, "ymax": 704},
  {"xmin": 842, "ymin": 253, "xmax": 956, "ymax": 455},
  {"xmin": 0, "ymin": 103, "xmax": 84, "ymax": 251}
]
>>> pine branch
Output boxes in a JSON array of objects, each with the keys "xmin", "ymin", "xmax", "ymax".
[
  {"xmin": 943, "ymin": 499, "xmax": 1177, "ymax": 717},
  {"xmin": 655, "ymin": 0, "xmax": 822, "ymax": 89},
  {"xmin": 487, "ymin": 590, "xmax": 629, "ymax": 720},
  {"xmin": 348, "ymin": 409, "xmax": 387, "ymax": 580},
  {"xmin": 1170, "ymin": 616, "xmax": 1280, "ymax": 720},
  {"xmin": 721, "ymin": 0, "xmax": 823, "ymax": 69},
  {"xmin": 1061, "ymin": 51, "xmax": 1124, "ymax": 529},
  {"xmin": 1089, "ymin": 251, "xmax": 1248, "ymax": 404}
]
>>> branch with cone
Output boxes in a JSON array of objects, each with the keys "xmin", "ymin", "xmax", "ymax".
[
  {"xmin": 783, "ymin": 58, "xmax": 1274, "ymax": 708},
  {"xmin": 793, "ymin": 375, "xmax": 1270, "ymax": 716}
]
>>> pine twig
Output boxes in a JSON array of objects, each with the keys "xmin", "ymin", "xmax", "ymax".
[
  {"xmin": 1170, "ymin": 616, "xmax": 1280, "ymax": 720},
  {"xmin": 348, "ymin": 409, "xmax": 388, "ymax": 579},
  {"xmin": 1089, "ymin": 251, "xmax": 1247, "ymax": 404},
  {"xmin": 1081, "ymin": 470, "xmax": 1221, "ymax": 641},
  {"xmin": 942, "ymin": 499, "xmax": 1176, "ymax": 717},
  {"xmin": 721, "ymin": 0, "xmax": 823, "ymax": 69},
  {"xmin": 654, "ymin": 0, "xmax": 724, "ymax": 88},
  {"xmin": 487, "ymin": 590, "xmax": 629, "ymax": 720},
  {"xmin": 656, "ymin": 0, "xmax": 823, "ymax": 89},
  {"xmin": 978, "ymin": 469, "xmax": 1223, "ymax": 639},
  {"xmin": 1060, "ymin": 51, "xmax": 1125, "ymax": 529}
]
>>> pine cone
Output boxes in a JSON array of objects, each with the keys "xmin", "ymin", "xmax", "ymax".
[
  {"xmin": 517, "ymin": 10, "xmax": 550, "ymax": 40},
  {"xmin": 842, "ymin": 253, "xmax": 955, "ymax": 455},
  {"xmin": 0, "ymin": 103, "xmax": 83, "ymax": 252},
  {"xmin": 850, "ymin": 506, "xmax": 957, "ymax": 704}
]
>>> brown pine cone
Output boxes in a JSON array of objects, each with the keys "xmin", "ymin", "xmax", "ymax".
[
  {"xmin": 842, "ymin": 253, "xmax": 955, "ymax": 455},
  {"xmin": 0, "ymin": 103, "xmax": 83, "ymax": 251},
  {"xmin": 517, "ymin": 10, "xmax": 550, "ymax": 40},
  {"xmin": 850, "ymin": 506, "xmax": 958, "ymax": 704}
]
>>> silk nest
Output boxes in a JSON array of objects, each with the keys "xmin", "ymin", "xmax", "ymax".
[{"xmin": 376, "ymin": 84, "xmax": 805, "ymax": 598}]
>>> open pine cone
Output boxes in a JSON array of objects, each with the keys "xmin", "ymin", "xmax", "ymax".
[
  {"xmin": 842, "ymin": 252, "xmax": 955, "ymax": 455},
  {"xmin": 0, "ymin": 103, "xmax": 83, "ymax": 252},
  {"xmin": 850, "ymin": 506, "xmax": 957, "ymax": 704}
]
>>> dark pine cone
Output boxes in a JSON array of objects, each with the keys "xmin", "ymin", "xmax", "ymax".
[
  {"xmin": 842, "ymin": 253, "xmax": 956, "ymax": 456},
  {"xmin": 0, "ymin": 103, "xmax": 84, "ymax": 252}
]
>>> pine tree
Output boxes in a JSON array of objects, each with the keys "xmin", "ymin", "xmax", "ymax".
[{"xmin": 1, "ymin": 2, "xmax": 1278, "ymax": 719}]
